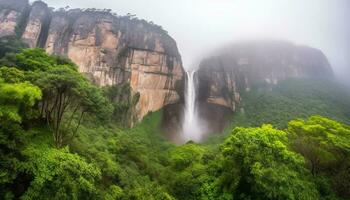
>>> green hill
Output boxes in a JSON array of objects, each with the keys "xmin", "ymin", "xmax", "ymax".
[{"xmin": 231, "ymin": 79, "xmax": 350, "ymax": 128}]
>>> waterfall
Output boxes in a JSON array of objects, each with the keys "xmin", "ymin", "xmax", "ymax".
[{"xmin": 182, "ymin": 70, "xmax": 203, "ymax": 142}]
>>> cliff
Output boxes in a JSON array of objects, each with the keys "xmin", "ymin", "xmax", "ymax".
[
  {"xmin": 0, "ymin": 0, "xmax": 184, "ymax": 121},
  {"xmin": 198, "ymin": 40, "xmax": 333, "ymax": 111},
  {"xmin": 0, "ymin": 0, "xmax": 29, "ymax": 37}
]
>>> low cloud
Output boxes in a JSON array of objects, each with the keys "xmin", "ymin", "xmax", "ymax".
[{"xmin": 40, "ymin": 0, "xmax": 350, "ymax": 79}]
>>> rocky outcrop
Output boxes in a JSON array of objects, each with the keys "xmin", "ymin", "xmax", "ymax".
[
  {"xmin": 0, "ymin": 0, "xmax": 184, "ymax": 122},
  {"xmin": 0, "ymin": 0, "xmax": 28, "ymax": 37},
  {"xmin": 44, "ymin": 10, "xmax": 183, "ymax": 120},
  {"xmin": 21, "ymin": 1, "xmax": 51, "ymax": 48},
  {"xmin": 198, "ymin": 40, "xmax": 333, "ymax": 111}
]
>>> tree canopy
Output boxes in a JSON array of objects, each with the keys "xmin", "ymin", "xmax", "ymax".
[
  {"xmin": 219, "ymin": 125, "xmax": 319, "ymax": 199},
  {"xmin": 0, "ymin": 36, "xmax": 28, "ymax": 59},
  {"xmin": 0, "ymin": 39, "xmax": 349, "ymax": 199}
]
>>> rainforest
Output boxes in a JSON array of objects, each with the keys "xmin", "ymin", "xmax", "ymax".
[{"xmin": 0, "ymin": 0, "xmax": 350, "ymax": 199}]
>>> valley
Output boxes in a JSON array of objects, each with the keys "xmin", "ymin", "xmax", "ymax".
[{"xmin": 0, "ymin": 0, "xmax": 350, "ymax": 199}]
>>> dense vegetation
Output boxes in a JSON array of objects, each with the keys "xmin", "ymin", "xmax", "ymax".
[
  {"xmin": 231, "ymin": 79, "xmax": 350, "ymax": 128},
  {"xmin": 0, "ymin": 37, "xmax": 349, "ymax": 199}
]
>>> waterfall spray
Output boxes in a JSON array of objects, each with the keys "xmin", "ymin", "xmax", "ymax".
[{"xmin": 182, "ymin": 70, "xmax": 204, "ymax": 142}]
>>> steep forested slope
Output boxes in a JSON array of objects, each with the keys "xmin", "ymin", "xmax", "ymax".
[{"xmin": 230, "ymin": 79, "xmax": 350, "ymax": 128}]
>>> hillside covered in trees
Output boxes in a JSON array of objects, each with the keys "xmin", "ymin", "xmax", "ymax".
[{"xmin": 0, "ymin": 34, "xmax": 350, "ymax": 200}]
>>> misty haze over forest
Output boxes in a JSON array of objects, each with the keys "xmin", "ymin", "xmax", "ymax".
[
  {"xmin": 1, "ymin": 0, "xmax": 350, "ymax": 199},
  {"xmin": 39, "ymin": 0, "xmax": 349, "ymax": 79}
]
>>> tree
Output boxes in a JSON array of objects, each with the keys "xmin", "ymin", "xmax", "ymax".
[
  {"xmin": 0, "ymin": 48, "xmax": 76, "ymax": 72},
  {"xmin": 288, "ymin": 116, "xmax": 350, "ymax": 198},
  {"xmin": 1, "ymin": 48, "xmax": 112, "ymax": 148},
  {"xmin": 0, "ymin": 48, "xmax": 57, "ymax": 71},
  {"xmin": 0, "ymin": 36, "xmax": 28, "ymax": 59},
  {"xmin": 0, "ymin": 81, "xmax": 41, "ymax": 124},
  {"xmin": 219, "ymin": 125, "xmax": 319, "ymax": 200},
  {"xmin": 169, "ymin": 143, "xmax": 205, "ymax": 171},
  {"xmin": 0, "ymin": 78, "xmax": 41, "ymax": 197},
  {"xmin": 30, "ymin": 65, "xmax": 111, "ymax": 147},
  {"xmin": 30, "ymin": 66, "xmax": 83, "ymax": 147},
  {"xmin": 71, "ymin": 83, "xmax": 112, "ymax": 136},
  {"xmin": 0, "ymin": 66, "xmax": 25, "ymax": 83},
  {"xmin": 20, "ymin": 146, "xmax": 101, "ymax": 200},
  {"xmin": 166, "ymin": 143, "xmax": 209, "ymax": 199}
]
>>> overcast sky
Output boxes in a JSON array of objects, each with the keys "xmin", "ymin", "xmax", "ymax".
[{"xmin": 37, "ymin": 0, "xmax": 349, "ymax": 78}]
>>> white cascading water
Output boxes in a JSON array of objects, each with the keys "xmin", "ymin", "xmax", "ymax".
[{"xmin": 181, "ymin": 70, "xmax": 203, "ymax": 142}]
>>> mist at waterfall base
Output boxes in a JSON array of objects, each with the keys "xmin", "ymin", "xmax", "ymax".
[{"xmin": 181, "ymin": 70, "xmax": 207, "ymax": 142}]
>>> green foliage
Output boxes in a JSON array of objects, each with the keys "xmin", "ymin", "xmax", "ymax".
[
  {"xmin": 32, "ymin": 65, "xmax": 87, "ymax": 146},
  {"xmin": 0, "ymin": 81, "xmax": 41, "ymax": 123},
  {"xmin": 79, "ymin": 83, "xmax": 113, "ymax": 121},
  {"xmin": 166, "ymin": 143, "xmax": 207, "ymax": 199},
  {"xmin": 33, "ymin": 65, "xmax": 107, "ymax": 147},
  {"xmin": 0, "ymin": 48, "xmax": 113, "ymax": 147},
  {"xmin": 103, "ymin": 84, "xmax": 140, "ymax": 126},
  {"xmin": 0, "ymin": 75, "xmax": 41, "ymax": 198},
  {"xmin": 69, "ymin": 111, "xmax": 177, "ymax": 199},
  {"xmin": 0, "ymin": 67, "xmax": 25, "ymax": 83},
  {"xmin": 231, "ymin": 79, "xmax": 350, "ymax": 128},
  {"xmin": 0, "ymin": 48, "xmax": 58, "ymax": 71},
  {"xmin": 0, "ymin": 36, "xmax": 28, "ymax": 59},
  {"xmin": 103, "ymin": 84, "xmax": 132, "ymax": 121},
  {"xmin": 20, "ymin": 146, "xmax": 101, "ymax": 200},
  {"xmin": 219, "ymin": 125, "xmax": 319, "ymax": 199},
  {"xmin": 103, "ymin": 185, "xmax": 123, "ymax": 200},
  {"xmin": 170, "ymin": 143, "xmax": 205, "ymax": 171},
  {"xmin": 288, "ymin": 116, "xmax": 350, "ymax": 198},
  {"xmin": 0, "ymin": 48, "xmax": 76, "ymax": 72}
]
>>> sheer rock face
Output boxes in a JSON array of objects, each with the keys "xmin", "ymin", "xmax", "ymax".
[
  {"xmin": 198, "ymin": 41, "xmax": 334, "ymax": 111},
  {"xmin": 0, "ymin": 0, "xmax": 28, "ymax": 37},
  {"xmin": 0, "ymin": 0, "xmax": 184, "ymax": 121},
  {"xmin": 21, "ymin": 1, "xmax": 51, "ymax": 48}
]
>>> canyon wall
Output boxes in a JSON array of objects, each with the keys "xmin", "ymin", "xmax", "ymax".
[
  {"xmin": 0, "ymin": 0, "xmax": 184, "ymax": 121},
  {"xmin": 198, "ymin": 41, "xmax": 333, "ymax": 111}
]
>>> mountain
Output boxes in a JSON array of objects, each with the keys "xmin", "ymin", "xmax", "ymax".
[
  {"xmin": 164, "ymin": 40, "xmax": 350, "ymax": 137},
  {"xmin": 197, "ymin": 40, "xmax": 333, "ymax": 111},
  {"xmin": 163, "ymin": 40, "xmax": 337, "ymax": 139},
  {"xmin": 0, "ymin": 0, "xmax": 184, "ymax": 122}
]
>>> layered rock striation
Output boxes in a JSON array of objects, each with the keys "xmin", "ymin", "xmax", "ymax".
[
  {"xmin": 0, "ymin": 0, "xmax": 184, "ymax": 121},
  {"xmin": 198, "ymin": 40, "xmax": 333, "ymax": 111}
]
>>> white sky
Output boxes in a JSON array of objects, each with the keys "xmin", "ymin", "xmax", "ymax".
[{"xmin": 36, "ymin": 0, "xmax": 349, "ymax": 78}]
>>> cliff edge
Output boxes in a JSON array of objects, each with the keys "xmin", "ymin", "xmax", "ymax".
[{"xmin": 0, "ymin": 0, "xmax": 184, "ymax": 122}]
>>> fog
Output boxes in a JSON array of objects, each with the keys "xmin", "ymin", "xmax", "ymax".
[{"xmin": 39, "ymin": 0, "xmax": 350, "ymax": 80}]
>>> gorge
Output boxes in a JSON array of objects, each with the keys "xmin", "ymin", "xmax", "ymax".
[
  {"xmin": 164, "ymin": 41, "xmax": 336, "ymax": 142},
  {"xmin": 0, "ymin": 0, "xmax": 345, "ymax": 140},
  {"xmin": 1, "ymin": 0, "xmax": 350, "ymax": 199}
]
